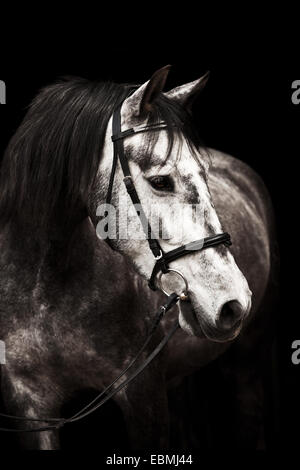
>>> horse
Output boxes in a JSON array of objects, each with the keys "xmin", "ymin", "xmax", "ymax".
[{"xmin": 0, "ymin": 65, "xmax": 278, "ymax": 450}]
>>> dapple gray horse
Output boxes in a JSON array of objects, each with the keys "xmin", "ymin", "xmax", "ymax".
[{"xmin": 0, "ymin": 66, "xmax": 278, "ymax": 449}]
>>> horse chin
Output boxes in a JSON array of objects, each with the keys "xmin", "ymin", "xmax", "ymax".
[{"xmin": 200, "ymin": 321, "xmax": 243, "ymax": 343}]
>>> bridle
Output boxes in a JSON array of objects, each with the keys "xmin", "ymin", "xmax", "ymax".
[
  {"xmin": 0, "ymin": 97, "xmax": 232, "ymax": 434},
  {"xmin": 108, "ymin": 101, "xmax": 232, "ymax": 298}
]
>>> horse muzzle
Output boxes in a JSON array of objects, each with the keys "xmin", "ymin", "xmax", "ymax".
[{"xmin": 179, "ymin": 297, "xmax": 251, "ymax": 342}]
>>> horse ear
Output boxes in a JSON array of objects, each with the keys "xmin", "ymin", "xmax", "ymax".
[
  {"xmin": 165, "ymin": 71, "xmax": 210, "ymax": 112},
  {"xmin": 122, "ymin": 65, "xmax": 171, "ymax": 118}
]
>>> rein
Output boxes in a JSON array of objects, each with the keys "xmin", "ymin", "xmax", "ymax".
[
  {"xmin": 0, "ymin": 294, "xmax": 179, "ymax": 433},
  {"xmin": 0, "ymin": 96, "xmax": 232, "ymax": 433}
]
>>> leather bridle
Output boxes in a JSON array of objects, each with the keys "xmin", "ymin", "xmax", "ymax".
[
  {"xmin": 108, "ymin": 101, "xmax": 232, "ymax": 298},
  {"xmin": 0, "ymin": 97, "xmax": 232, "ymax": 434}
]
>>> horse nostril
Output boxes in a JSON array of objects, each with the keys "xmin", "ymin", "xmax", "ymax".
[{"xmin": 217, "ymin": 300, "xmax": 244, "ymax": 331}]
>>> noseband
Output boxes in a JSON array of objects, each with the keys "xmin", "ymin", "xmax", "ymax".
[{"xmin": 107, "ymin": 100, "xmax": 232, "ymax": 298}]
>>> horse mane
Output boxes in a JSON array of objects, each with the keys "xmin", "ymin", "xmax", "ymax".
[{"xmin": 0, "ymin": 76, "xmax": 202, "ymax": 238}]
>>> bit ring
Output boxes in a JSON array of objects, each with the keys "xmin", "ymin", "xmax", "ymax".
[{"xmin": 157, "ymin": 269, "xmax": 189, "ymax": 300}]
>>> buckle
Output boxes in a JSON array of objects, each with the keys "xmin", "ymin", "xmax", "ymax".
[{"xmin": 123, "ymin": 176, "xmax": 134, "ymax": 192}]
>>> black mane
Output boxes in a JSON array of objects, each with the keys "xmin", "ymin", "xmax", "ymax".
[{"xmin": 0, "ymin": 76, "xmax": 202, "ymax": 236}]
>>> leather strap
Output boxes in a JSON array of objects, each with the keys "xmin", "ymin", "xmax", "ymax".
[
  {"xmin": 148, "ymin": 233, "xmax": 232, "ymax": 290},
  {"xmin": 110, "ymin": 105, "xmax": 163, "ymax": 259},
  {"xmin": 111, "ymin": 123, "xmax": 169, "ymax": 142},
  {"xmin": 0, "ymin": 293, "xmax": 179, "ymax": 432}
]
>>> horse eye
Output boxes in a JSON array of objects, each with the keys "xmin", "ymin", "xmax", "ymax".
[{"xmin": 149, "ymin": 176, "xmax": 173, "ymax": 191}]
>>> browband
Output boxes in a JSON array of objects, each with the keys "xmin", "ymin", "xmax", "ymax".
[{"xmin": 111, "ymin": 123, "xmax": 170, "ymax": 142}]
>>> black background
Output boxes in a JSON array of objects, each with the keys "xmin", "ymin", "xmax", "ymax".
[{"xmin": 0, "ymin": 26, "xmax": 297, "ymax": 458}]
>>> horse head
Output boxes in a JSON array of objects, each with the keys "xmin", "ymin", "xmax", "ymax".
[{"xmin": 94, "ymin": 66, "xmax": 252, "ymax": 342}]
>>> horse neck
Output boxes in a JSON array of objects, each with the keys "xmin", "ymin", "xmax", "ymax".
[
  {"xmin": 0, "ymin": 216, "xmax": 142, "ymax": 296},
  {"xmin": 0, "ymin": 215, "xmax": 94, "ymax": 272}
]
